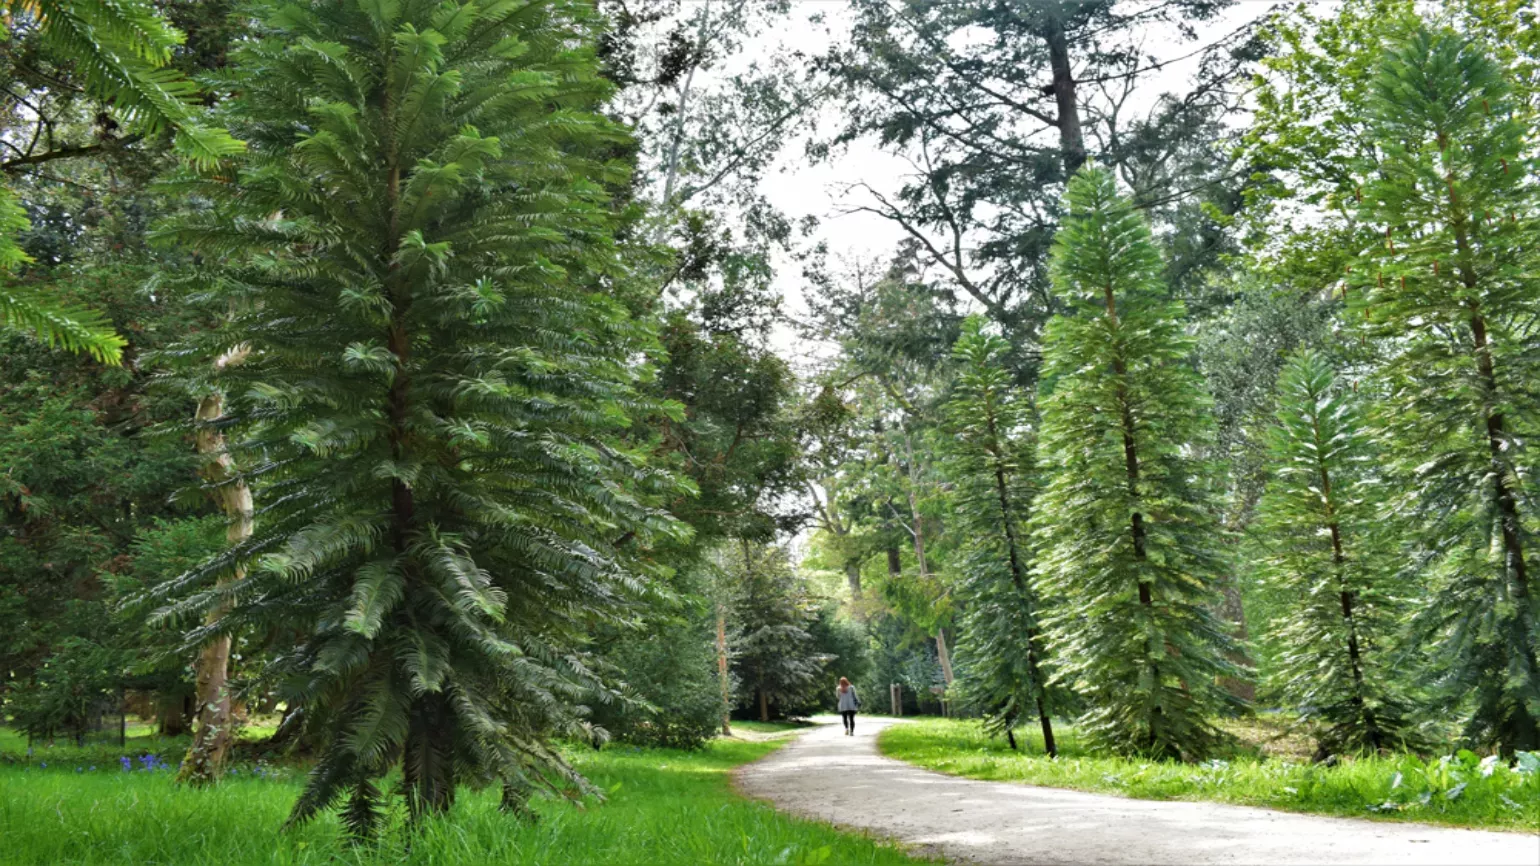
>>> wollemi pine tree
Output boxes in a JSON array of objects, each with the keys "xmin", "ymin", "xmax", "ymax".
[
  {"xmin": 1353, "ymin": 27, "xmax": 1540, "ymax": 753},
  {"xmin": 1032, "ymin": 165, "xmax": 1242, "ymax": 761},
  {"xmin": 152, "ymin": 0, "xmax": 685, "ymax": 833},
  {"xmin": 943, "ymin": 318, "xmax": 1056, "ymax": 755},
  {"xmin": 1254, "ymin": 349, "xmax": 1416, "ymax": 757}
]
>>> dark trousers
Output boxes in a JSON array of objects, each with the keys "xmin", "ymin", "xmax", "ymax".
[{"xmin": 840, "ymin": 710, "xmax": 856, "ymax": 732}]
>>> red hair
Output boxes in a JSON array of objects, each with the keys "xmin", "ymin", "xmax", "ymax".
[{"xmin": 838, "ymin": 676, "xmax": 851, "ymax": 691}]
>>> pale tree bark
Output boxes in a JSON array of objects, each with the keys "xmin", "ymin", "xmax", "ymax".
[
  {"xmin": 178, "ymin": 345, "xmax": 252, "ymax": 786},
  {"xmin": 716, "ymin": 600, "xmax": 731, "ymax": 737}
]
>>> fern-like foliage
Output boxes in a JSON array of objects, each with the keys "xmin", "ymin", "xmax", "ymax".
[
  {"xmin": 1253, "ymin": 349, "xmax": 1418, "ymax": 756},
  {"xmin": 147, "ymin": 0, "xmax": 687, "ymax": 831},
  {"xmin": 8, "ymin": 0, "xmax": 243, "ymax": 166},
  {"xmin": 942, "ymin": 317, "xmax": 1057, "ymax": 754},
  {"xmin": 0, "ymin": 0, "xmax": 243, "ymax": 363},
  {"xmin": 1031, "ymin": 165, "xmax": 1243, "ymax": 762},
  {"xmin": 1352, "ymin": 27, "xmax": 1540, "ymax": 753}
]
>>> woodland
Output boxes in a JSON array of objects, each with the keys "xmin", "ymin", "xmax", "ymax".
[{"xmin": 1, "ymin": 0, "xmax": 1539, "ymax": 859}]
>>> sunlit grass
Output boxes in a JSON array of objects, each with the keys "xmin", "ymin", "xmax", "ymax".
[
  {"xmin": 0, "ymin": 736, "xmax": 930, "ymax": 865},
  {"xmin": 879, "ymin": 718, "xmax": 1540, "ymax": 832}
]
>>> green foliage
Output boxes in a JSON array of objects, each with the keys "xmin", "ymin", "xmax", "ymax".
[
  {"xmin": 940, "ymin": 318, "xmax": 1055, "ymax": 749},
  {"xmin": 0, "ymin": 269, "xmax": 204, "ymax": 727},
  {"xmin": 728, "ymin": 544, "xmax": 825, "ymax": 720},
  {"xmin": 0, "ymin": 281, "xmax": 128, "ymax": 363},
  {"xmin": 5, "ymin": 637, "xmax": 125, "ymax": 744},
  {"xmin": 881, "ymin": 718, "xmax": 1540, "ymax": 832},
  {"xmin": 1032, "ymin": 165, "xmax": 1242, "ymax": 761},
  {"xmin": 1253, "ymin": 350, "xmax": 1418, "ymax": 755},
  {"xmin": 149, "ymin": 0, "xmax": 688, "ymax": 831},
  {"xmin": 0, "ymin": 0, "xmax": 244, "ymax": 361},
  {"xmin": 592, "ymin": 610, "xmax": 722, "ymax": 750},
  {"xmin": 1351, "ymin": 26, "xmax": 1540, "ymax": 753}
]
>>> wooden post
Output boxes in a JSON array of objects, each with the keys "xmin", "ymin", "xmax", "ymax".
[{"xmin": 890, "ymin": 683, "xmax": 902, "ymax": 716}]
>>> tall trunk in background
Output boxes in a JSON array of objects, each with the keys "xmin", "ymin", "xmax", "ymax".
[
  {"xmin": 658, "ymin": 0, "xmax": 711, "ymax": 210},
  {"xmin": 1041, "ymin": 9, "xmax": 1085, "ymax": 175},
  {"xmin": 935, "ymin": 627, "xmax": 955, "ymax": 686},
  {"xmin": 844, "ymin": 561, "xmax": 863, "ymax": 600},
  {"xmin": 716, "ymin": 601, "xmax": 731, "ymax": 736},
  {"xmin": 757, "ymin": 687, "xmax": 769, "ymax": 722},
  {"xmin": 902, "ymin": 429, "xmax": 953, "ymax": 686},
  {"xmin": 178, "ymin": 344, "xmax": 253, "ymax": 786}
]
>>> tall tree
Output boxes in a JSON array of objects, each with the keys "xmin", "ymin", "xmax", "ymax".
[
  {"xmin": 1352, "ymin": 27, "xmax": 1540, "ymax": 753},
  {"xmin": 729, "ymin": 541, "xmax": 823, "ymax": 722},
  {"xmin": 828, "ymin": 0, "xmax": 1259, "ymax": 350},
  {"xmin": 942, "ymin": 318, "xmax": 1056, "ymax": 755},
  {"xmin": 1253, "ymin": 349, "xmax": 1416, "ymax": 756},
  {"xmin": 1032, "ymin": 165, "xmax": 1241, "ymax": 761},
  {"xmin": 151, "ymin": 0, "xmax": 684, "ymax": 832}
]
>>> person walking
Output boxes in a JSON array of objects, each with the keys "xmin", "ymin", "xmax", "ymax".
[{"xmin": 837, "ymin": 677, "xmax": 860, "ymax": 736}]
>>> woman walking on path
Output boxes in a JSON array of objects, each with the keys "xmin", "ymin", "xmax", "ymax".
[{"xmin": 837, "ymin": 677, "xmax": 860, "ymax": 735}]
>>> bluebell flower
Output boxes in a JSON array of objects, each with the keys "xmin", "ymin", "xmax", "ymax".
[
  {"xmin": 39, "ymin": 762, "xmax": 46, "ymax": 768},
  {"xmin": 120, "ymin": 757, "xmax": 132, "ymax": 771}
]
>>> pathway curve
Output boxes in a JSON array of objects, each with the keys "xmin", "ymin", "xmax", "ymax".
[{"xmin": 734, "ymin": 715, "xmax": 1539, "ymax": 865}]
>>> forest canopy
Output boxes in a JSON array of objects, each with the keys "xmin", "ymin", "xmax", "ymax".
[{"xmin": 2, "ymin": 0, "xmax": 1539, "ymax": 841}]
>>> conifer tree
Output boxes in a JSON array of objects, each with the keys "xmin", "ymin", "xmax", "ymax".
[
  {"xmin": 1353, "ymin": 27, "xmax": 1540, "ymax": 753},
  {"xmin": 152, "ymin": 0, "xmax": 685, "ymax": 832},
  {"xmin": 1254, "ymin": 349, "xmax": 1416, "ymax": 756},
  {"xmin": 1032, "ymin": 165, "xmax": 1241, "ymax": 761},
  {"xmin": 942, "ymin": 317, "xmax": 1056, "ymax": 755}
]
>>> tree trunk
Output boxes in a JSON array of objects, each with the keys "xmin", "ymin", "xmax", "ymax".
[
  {"xmin": 935, "ymin": 627, "xmax": 955, "ymax": 687},
  {"xmin": 1102, "ymin": 281, "xmax": 1166, "ymax": 751},
  {"xmin": 844, "ymin": 560, "xmax": 863, "ymax": 600},
  {"xmin": 886, "ymin": 546, "xmax": 901, "ymax": 577},
  {"xmin": 1449, "ymin": 196, "xmax": 1540, "ymax": 714},
  {"xmin": 1312, "ymin": 409, "xmax": 1381, "ymax": 751},
  {"xmin": 987, "ymin": 414, "xmax": 1056, "ymax": 755},
  {"xmin": 178, "ymin": 345, "xmax": 252, "ymax": 786},
  {"xmin": 758, "ymin": 687, "xmax": 769, "ymax": 723},
  {"xmin": 1042, "ymin": 11, "xmax": 1086, "ymax": 175},
  {"xmin": 716, "ymin": 602, "xmax": 731, "ymax": 737},
  {"xmin": 659, "ymin": 0, "xmax": 711, "ymax": 209}
]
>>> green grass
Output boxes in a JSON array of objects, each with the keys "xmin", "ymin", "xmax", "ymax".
[
  {"xmin": 0, "ymin": 736, "xmax": 929, "ymax": 866},
  {"xmin": 880, "ymin": 718, "xmax": 1540, "ymax": 833}
]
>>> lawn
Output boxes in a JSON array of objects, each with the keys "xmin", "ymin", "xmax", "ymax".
[
  {"xmin": 0, "ymin": 733, "xmax": 927, "ymax": 865},
  {"xmin": 879, "ymin": 717, "xmax": 1540, "ymax": 833}
]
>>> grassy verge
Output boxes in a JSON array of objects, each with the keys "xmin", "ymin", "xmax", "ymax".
[
  {"xmin": 0, "ymin": 735, "xmax": 927, "ymax": 866},
  {"xmin": 730, "ymin": 720, "xmax": 815, "ymax": 735},
  {"xmin": 879, "ymin": 718, "xmax": 1539, "ymax": 833}
]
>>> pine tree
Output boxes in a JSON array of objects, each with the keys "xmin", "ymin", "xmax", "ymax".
[
  {"xmin": 942, "ymin": 317, "xmax": 1056, "ymax": 755},
  {"xmin": 150, "ymin": 0, "xmax": 685, "ymax": 832},
  {"xmin": 1253, "ymin": 349, "xmax": 1417, "ymax": 756},
  {"xmin": 1353, "ymin": 27, "xmax": 1540, "ymax": 753},
  {"xmin": 1032, "ymin": 165, "xmax": 1242, "ymax": 761}
]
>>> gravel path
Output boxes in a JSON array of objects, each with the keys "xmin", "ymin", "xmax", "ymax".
[{"xmin": 734, "ymin": 715, "xmax": 1539, "ymax": 865}]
